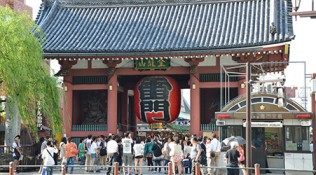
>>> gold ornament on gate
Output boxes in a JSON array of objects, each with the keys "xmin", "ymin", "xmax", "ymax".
[{"xmin": 150, "ymin": 122, "xmax": 166, "ymax": 129}]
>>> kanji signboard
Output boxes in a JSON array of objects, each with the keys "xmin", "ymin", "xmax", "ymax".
[{"xmin": 135, "ymin": 59, "xmax": 170, "ymax": 70}]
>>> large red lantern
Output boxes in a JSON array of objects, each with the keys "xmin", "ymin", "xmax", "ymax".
[{"xmin": 134, "ymin": 76, "xmax": 181, "ymax": 124}]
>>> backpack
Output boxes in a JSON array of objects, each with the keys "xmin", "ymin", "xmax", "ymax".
[
  {"xmin": 198, "ymin": 143, "xmax": 207, "ymax": 165},
  {"xmin": 99, "ymin": 141, "xmax": 107, "ymax": 156}
]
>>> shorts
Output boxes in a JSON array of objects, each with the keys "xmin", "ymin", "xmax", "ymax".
[
  {"xmin": 13, "ymin": 156, "xmax": 20, "ymax": 160},
  {"xmin": 123, "ymin": 154, "xmax": 133, "ymax": 166},
  {"xmin": 135, "ymin": 155, "xmax": 143, "ymax": 159}
]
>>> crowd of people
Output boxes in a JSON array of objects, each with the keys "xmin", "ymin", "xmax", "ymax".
[{"xmin": 12, "ymin": 132, "xmax": 246, "ymax": 175}]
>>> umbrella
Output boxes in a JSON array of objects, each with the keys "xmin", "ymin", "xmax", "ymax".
[{"xmin": 222, "ymin": 136, "xmax": 246, "ymax": 146}]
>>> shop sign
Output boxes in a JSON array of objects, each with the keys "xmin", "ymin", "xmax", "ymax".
[
  {"xmin": 243, "ymin": 122, "xmax": 283, "ymax": 128},
  {"xmin": 135, "ymin": 59, "xmax": 170, "ymax": 70},
  {"xmin": 301, "ymin": 120, "xmax": 311, "ymax": 126}
]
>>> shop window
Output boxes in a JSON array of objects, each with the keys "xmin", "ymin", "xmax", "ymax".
[
  {"xmin": 285, "ymin": 126, "xmax": 310, "ymax": 152},
  {"xmin": 220, "ymin": 126, "xmax": 242, "ymax": 141}
]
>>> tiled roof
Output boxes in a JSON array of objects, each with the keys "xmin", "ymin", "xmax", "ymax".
[{"xmin": 37, "ymin": 0, "xmax": 294, "ymax": 56}]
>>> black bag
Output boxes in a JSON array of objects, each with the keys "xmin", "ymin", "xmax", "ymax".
[
  {"xmin": 198, "ymin": 143, "xmax": 207, "ymax": 165},
  {"xmin": 210, "ymin": 152, "xmax": 216, "ymax": 158},
  {"xmin": 99, "ymin": 141, "xmax": 107, "ymax": 156},
  {"xmin": 198, "ymin": 154, "xmax": 207, "ymax": 165}
]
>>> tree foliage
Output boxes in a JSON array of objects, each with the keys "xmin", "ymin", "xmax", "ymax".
[{"xmin": 0, "ymin": 7, "xmax": 62, "ymax": 135}]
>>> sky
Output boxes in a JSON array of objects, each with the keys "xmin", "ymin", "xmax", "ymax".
[{"xmin": 25, "ymin": 0, "xmax": 316, "ymax": 88}]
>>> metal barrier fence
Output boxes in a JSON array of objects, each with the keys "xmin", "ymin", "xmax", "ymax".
[{"xmin": 2, "ymin": 162, "xmax": 316, "ymax": 175}]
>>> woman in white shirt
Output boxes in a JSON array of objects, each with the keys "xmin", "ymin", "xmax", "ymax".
[
  {"xmin": 59, "ymin": 137, "xmax": 67, "ymax": 165},
  {"xmin": 90, "ymin": 136, "xmax": 98, "ymax": 173},
  {"xmin": 133, "ymin": 137, "xmax": 145, "ymax": 175},
  {"xmin": 170, "ymin": 139, "xmax": 183, "ymax": 175}
]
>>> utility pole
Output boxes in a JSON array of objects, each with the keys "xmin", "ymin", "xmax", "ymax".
[{"xmin": 246, "ymin": 62, "xmax": 252, "ymax": 174}]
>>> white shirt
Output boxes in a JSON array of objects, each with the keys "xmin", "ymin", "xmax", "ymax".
[
  {"xmin": 122, "ymin": 137, "xmax": 133, "ymax": 154},
  {"xmin": 12, "ymin": 141, "xmax": 20, "ymax": 157},
  {"xmin": 42, "ymin": 147, "xmax": 58, "ymax": 166},
  {"xmin": 183, "ymin": 145, "xmax": 191, "ymax": 158},
  {"xmin": 170, "ymin": 144, "xmax": 182, "ymax": 157},
  {"xmin": 107, "ymin": 140, "xmax": 118, "ymax": 154},
  {"xmin": 59, "ymin": 142, "xmax": 66, "ymax": 158},
  {"xmin": 90, "ymin": 142, "xmax": 98, "ymax": 154},
  {"xmin": 133, "ymin": 143, "xmax": 144, "ymax": 157},
  {"xmin": 86, "ymin": 139, "xmax": 92, "ymax": 154},
  {"xmin": 210, "ymin": 138, "xmax": 221, "ymax": 152},
  {"xmin": 310, "ymin": 143, "xmax": 313, "ymax": 152}
]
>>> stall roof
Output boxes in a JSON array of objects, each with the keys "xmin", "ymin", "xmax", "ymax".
[{"xmin": 37, "ymin": 0, "xmax": 294, "ymax": 57}]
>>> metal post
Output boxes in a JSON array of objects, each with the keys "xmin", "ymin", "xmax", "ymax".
[
  {"xmin": 113, "ymin": 162, "xmax": 119, "ymax": 175},
  {"xmin": 168, "ymin": 162, "xmax": 172, "ymax": 175},
  {"xmin": 195, "ymin": 162, "xmax": 200, "ymax": 175},
  {"xmin": 9, "ymin": 162, "xmax": 14, "ymax": 175},
  {"xmin": 246, "ymin": 62, "xmax": 252, "ymax": 175},
  {"xmin": 254, "ymin": 163, "xmax": 260, "ymax": 175}
]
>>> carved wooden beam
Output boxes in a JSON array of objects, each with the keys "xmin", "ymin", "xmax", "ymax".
[
  {"xmin": 184, "ymin": 57, "xmax": 205, "ymax": 73},
  {"xmin": 55, "ymin": 60, "xmax": 77, "ymax": 76}
]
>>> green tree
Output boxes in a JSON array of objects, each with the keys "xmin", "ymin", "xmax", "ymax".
[{"xmin": 0, "ymin": 7, "xmax": 62, "ymax": 135}]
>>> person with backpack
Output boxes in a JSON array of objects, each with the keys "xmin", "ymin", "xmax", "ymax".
[
  {"xmin": 42, "ymin": 140, "xmax": 58, "ymax": 175},
  {"xmin": 190, "ymin": 137, "xmax": 202, "ymax": 175},
  {"xmin": 65, "ymin": 137, "xmax": 78, "ymax": 174},
  {"xmin": 98, "ymin": 135, "xmax": 107, "ymax": 171},
  {"xmin": 12, "ymin": 135, "xmax": 22, "ymax": 174},
  {"xmin": 198, "ymin": 137, "xmax": 207, "ymax": 174},
  {"xmin": 152, "ymin": 138, "xmax": 163, "ymax": 173},
  {"xmin": 122, "ymin": 132, "xmax": 133, "ymax": 175}
]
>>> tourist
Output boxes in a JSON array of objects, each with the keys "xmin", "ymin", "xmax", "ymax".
[
  {"xmin": 98, "ymin": 135, "xmax": 107, "ymax": 171},
  {"xmin": 116, "ymin": 137, "xmax": 123, "ymax": 171},
  {"xmin": 170, "ymin": 138, "xmax": 184, "ymax": 175},
  {"xmin": 210, "ymin": 133, "xmax": 221, "ymax": 175},
  {"xmin": 190, "ymin": 137, "xmax": 202, "ymax": 175},
  {"xmin": 144, "ymin": 137, "xmax": 154, "ymax": 171},
  {"xmin": 59, "ymin": 137, "xmax": 67, "ymax": 166},
  {"xmin": 133, "ymin": 137, "xmax": 144, "ymax": 175},
  {"xmin": 90, "ymin": 136, "xmax": 98, "ymax": 173},
  {"xmin": 122, "ymin": 132, "xmax": 133, "ymax": 175},
  {"xmin": 12, "ymin": 135, "xmax": 22, "ymax": 174},
  {"xmin": 106, "ymin": 135, "xmax": 118, "ymax": 175},
  {"xmin": 226, "ymin": 142, "xmax": 240, "ymax": 175},
  {"xmin": 152, "ymin": 138, "xmax": 164, "ymax": 173},
  {"xmin": 65, "ymin": 137, "xmax": 77, "ymax": 174},
  {"xmin": 237, "ymin": 145, "xmax": 246, "ymax": 175},
  {"xmin": 39, "ymin": 136, "xmax": 50, "ymax": 174},
  {"xmin": 78, "ymin": 138, "xmax": 86, "ymax": 173},
  {"xmin": 85, "ymin": 134, "xmax": 92, "ymax": 172},
  {"xmin": 182, "ymin": 140, "xmax": 192, "ymax": 174},
  {"xmin": 205, "ymin": 137, "xmax": 212, "ymax": 175},
  {"xmin": 41, "ymin": 140, "xmax": 58, "ymax": 175},
  {"xmin": 162, "ymin": 137, "xmax": 172, "ymax": 173}
]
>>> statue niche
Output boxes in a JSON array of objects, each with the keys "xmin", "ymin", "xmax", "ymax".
[{"xmin": 80, "ymin": 91, "xmax": 107, "ymax": 124}]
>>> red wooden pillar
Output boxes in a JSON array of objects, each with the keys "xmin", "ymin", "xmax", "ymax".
[
  {"xmin": 190, "ymin": 73, "xmax": 200, "ymax": 136},
  {"xmin": 107, "ymin": 73, "xmax": 118, "ymax": 134},
  {"xmin": 64, "ymin": 80, "xmax": 73, "ymax": 137},
  {"xmin": 121, "ymin": 89, "xmax": 128, "ymax": 133}
]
